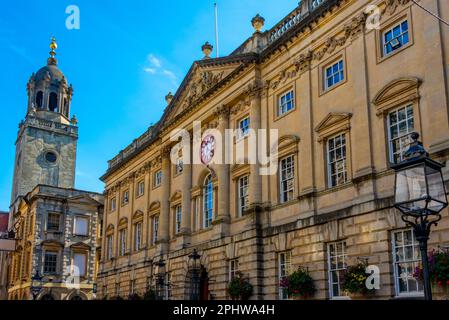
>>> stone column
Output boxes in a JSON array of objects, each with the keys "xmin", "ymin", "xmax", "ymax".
[
  {"xmin": 213, "ymin": 105, "xmax": 230, "ymax": 238},
  {"xmin": 158, "ymin": 146, "xmax": 171, "ymax": 252},
  {"xmin": 248, "ymin": 83, "xmax": 262, "ymax": 209},
  {"xmin": 180, "ymin": 137, "xmax": 192, "ymax": 244}
]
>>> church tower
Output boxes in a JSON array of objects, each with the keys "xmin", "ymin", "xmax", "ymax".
[{"xmin": 11, "ymin": 38, "xmax": 78, "ymax": 203}]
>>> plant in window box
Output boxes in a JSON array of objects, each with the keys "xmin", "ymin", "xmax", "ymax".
[
  {"xmin": 279, "ymin": 267, "xmax": 316, "ymax": 299},
  {"xmin": 227, "ymin": 272, "xmax": 253, "ymax": 301},
  {"xmin": 342, "ymin": 261, "xmax": 374, "ymax": 299},
  {"xmin": 413, "ymin": 248, "xmax": 449, "ymax": 299}
]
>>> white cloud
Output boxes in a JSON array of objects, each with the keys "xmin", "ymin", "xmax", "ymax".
[
  {"xmin": 144, "ymin": 68, "xmax": 156, "ymax": 74},
  {"xmin": 147, "ymin": 54, "xmax": 161, "ymax": 68},
  {"xmin": 143, "ymin": 54, "xmax": 178, "ymax": 87},
  {"xmin": 162, "ymin": 69, "xmax": 177, "ymax": 81}
]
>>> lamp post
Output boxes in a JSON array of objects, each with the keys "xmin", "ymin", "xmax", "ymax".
[
  {"xmin": 392, "ymin": 132, "xmax": 448, "ymax": 300},
  {"xmin": 188, "ymin": 249, "xmax": 201, "ymax": 300},
  {"xmin": 154, "ymin": 258, "xmax": 166, "ymax": 300},
  {"xmin": 30, "ymin": 270, "xmax": 43, "ymax": 300}
]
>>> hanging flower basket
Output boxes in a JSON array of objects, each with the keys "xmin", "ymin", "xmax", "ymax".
[
  {"xmin": 227, "ymin": 272, "xmax": 253, "ymax": 300},
  {"xmin": 279, "ymin": 267, "xmax": 316, "ymax": 300},
  {"xmin": 414, "ymin": 248, "xmax": 449, "ymax": 300},
  {"xmin": 342, "ymin": 261, "xmax": 375, "ymax": 299}
]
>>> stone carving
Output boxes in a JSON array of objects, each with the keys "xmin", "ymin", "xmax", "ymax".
[
  {"xmin": 344, "ymin": 12, "xmax": 367, "ymax": 40},
  {"xmin": 270, "ymin": 69, "xmax": 298, "ymax": 90},
  {"xmin": 385, "ymin": 0, "xmax": 411, "ymax": 15},
  {"xmin": 213, "ymin": 105, "xmax": 230, "ymax": 119},
  {"xmin": 294, "ymin": 50, "xmax": 313, "ymax": 73},
  {"xmin": 182, "ymin": 70, "xmax": 224, "ymax": 110}
]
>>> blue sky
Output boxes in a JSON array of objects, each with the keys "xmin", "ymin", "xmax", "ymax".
[{"xmin": 0, "ymin": 0, "xmax": 295, "ymax": 210}]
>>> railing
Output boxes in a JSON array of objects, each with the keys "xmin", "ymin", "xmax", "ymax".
[
  {"xmin": 268, "ymin": 0, "xmax": 328, "ymax": 44},
  {"xmin": 107, "ymin": 126, "xmax": 157, "ymax": 169},
  {"xmin": 269, "ymin": 6, "xmax": 304, "ymax": 43}
]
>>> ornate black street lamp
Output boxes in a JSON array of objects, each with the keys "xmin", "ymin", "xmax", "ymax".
[
  {"xmin": 154, "ymin": 257, "xmax": 166, "ymax": 300},
  {"xmin": 392, "ymin": 132, "xmax": 448, "ymax": 300},
  {"xmin": 30, "ymin": 270, "xmax": 43, "ymax": 300},
  {"xmin": 188, "ymin": 249, "xmax": 201, "ymax": 300}
]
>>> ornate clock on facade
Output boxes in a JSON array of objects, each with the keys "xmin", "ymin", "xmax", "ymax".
[{"xmin": 201, "ymin": 135, "xmax": 216, "ymax": 165}]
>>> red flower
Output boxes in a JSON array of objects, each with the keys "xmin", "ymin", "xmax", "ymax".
[
  {"xmin": 446, "ymin": 280, "xmax": 449, "ymax": 285},
  {"xmin": 437, "ymin": 281, "xmax": 442, "ymax": 287}
]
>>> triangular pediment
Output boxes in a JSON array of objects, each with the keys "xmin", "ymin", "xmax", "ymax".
[
  {"xmin": 68, "ymin": 194, "xmax": 103, "ymax": 207},
  {"xmin": 315, "ymin": 112, "xmax": 352, "ymax": 133},
  {"xmin": 315, "ymin": 112, "xmax": 352, "ymax": 142},
  {"xmin": 161, "ymin": 54, "xmax": 257, "ymax": 126}
]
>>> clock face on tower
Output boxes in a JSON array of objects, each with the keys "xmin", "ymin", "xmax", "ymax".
[{"xmin": 201, "ymin": 135, "xmax": 216, "ymax": 165}]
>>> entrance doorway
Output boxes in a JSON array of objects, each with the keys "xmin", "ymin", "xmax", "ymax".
[{"xmin": 199, "ymin": 267, "xmax": 209, "ymax": 301}]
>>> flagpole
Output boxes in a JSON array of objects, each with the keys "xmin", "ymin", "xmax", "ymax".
[{"xmin": 214, "ymin": 2, "xmax": 220, "ymax": 58}]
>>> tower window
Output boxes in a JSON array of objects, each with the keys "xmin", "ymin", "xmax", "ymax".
[
  {"xmin": 49, "ymin": 92, "xmax": 58, "ymax": 112},
  {"xmin": 45, "ymin": 151, "xmax": 58, "ymax": 163},
  {"xmin": 36, "ymin": 91, "xmax": 43, "ymax": 109}
]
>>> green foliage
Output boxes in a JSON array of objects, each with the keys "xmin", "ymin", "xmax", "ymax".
[
  {"xmin": 342, "ymin": 261, "xmax": 372, "ymax": 295},
  {"xmin": 227, "ymin": 272, "xmax": 253, "ymax": 300},
  {"xmin": 280, "ymin": 267, "xmax": 316, "ymax": 298},
  {"xmin": 128, "ymin": 293, "xmax": 142, "ymax": 300},
  {"xmin": 143, "ymin": 289, "xmax": 157, "ymax": 300},
  {"xmin": 414, "ymin": 248, "xmax": 449, "ymax": 286}
]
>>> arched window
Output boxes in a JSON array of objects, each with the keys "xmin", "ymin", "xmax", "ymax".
[
  {"xmin": 203, "ymin": 175, "xmax": 214, "ymax": 228},
  {"xmin": 35, "ymin": 91, "xmax": 43, "ymax": 109},
  {"xmin": 49, "ymin": 92, "xmax": 58, "ymax": 112}
]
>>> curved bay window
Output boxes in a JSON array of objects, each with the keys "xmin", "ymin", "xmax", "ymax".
[{"xmin": 203, "ymin": 175, "xmax": 214, "ymax": 228}]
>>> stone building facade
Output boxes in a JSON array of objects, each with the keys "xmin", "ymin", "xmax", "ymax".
[
  {"xmin": 6, "ymin": 39, "xmax": 104, "ymax": 300},
  {"xmin": 98, "ymin": 0, "xmax": 449, "ymax": 300}
]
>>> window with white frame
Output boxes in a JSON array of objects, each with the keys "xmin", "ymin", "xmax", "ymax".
[
  {"xmin": 175, "ymin": 158, "xmax": 184, "ymax": 175},
  {"xmin": 74, "ymin": 216, "xmax": 88, "ymax": 236},
  {"xmin": 280, "ymin": 155, "xmax": 295, "ymax": 203},
  {"xmin": 137, "ymin": 180, "xmax": 145, "ymax": 197},
  {"xmin": 278, "ymin": 90, "xmax": 294, "ymax": 116},
  {"xmin": 203, "ymin": 175, "xmax": 214, "ymax": 228},
  {"xmin": 107, "ymin": 235, "xmax": 113, "ymax": 260},
  {"xmin": 392, "ymin": 229, "xmax": 423, "ymax": 296},
  {"xmin": 382, "ymin": 20, "xmax": 409, "ymax": 56},
  {"xmin": 238, "ymin": 175, "xmax": 249, "ymax": 216},
  {"xmin": 134, "ymin": 222, "xmax": 142, "ymax": 251},
  {"xmin": 154, "ymin": 170, "xmax": 162, "ymax": 187},
  {"xmin": 152, "ymin": 216, "xmax": 159, "ymax": 245},
  {"xmin": 119, "ymin": 229, "xmax": 127, "ymax": 256},
  {"xmin": 44, "ymin": 251, "xmax": 58, "ymax": 275},
  {"xmin": 130, "ymin": 279, "xmax": 136, "ymax": 295},
  {"xmin": 122, "ymin": 190, "xmax": 129, "ymax": 206},
  {"xmin": 324, "ymin": 60, "xmax": 344, "ymax": 90},
  {"xmin": 238, "ymin": 117, "xmax": 250, "ymax": 139},
  {"xmin": 328, "ymin": 241, "xmax": 347, "ymax": 298},
  {"xmin": 278, "ymin": 251, "xmax": 292, "ymax": 300},
  {"xmin": 327, "ymin": 133, "xmax": 348, "ymax": 188},
  {"xmin": 73, "ymin": 253, "xmax": 87, "ymax": 277},
  {"xmin": 388, "ymin": 105, "xmax": 414, "ymax": 164},
  {"xmin": 175, "ymin": 205, "xmax": 182, "ymax": 235},
  {"xmin": 229, "ymin": 259, "xmax": 239, "ymax": 280},
  {"xmin": 47, "ymin": 213, "xmax": 61, "ymax": 232},
  {"xmin": 110, "ymin": 197, "xmax": 116, "ymax": 212}
]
